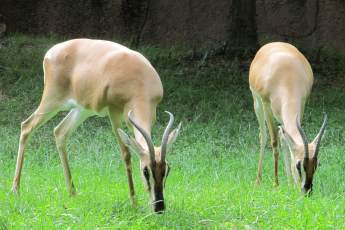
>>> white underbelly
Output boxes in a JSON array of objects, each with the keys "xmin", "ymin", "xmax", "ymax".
[{"xmin": 63, "ymin": 99, "xmax": 109, "ymax": 117}]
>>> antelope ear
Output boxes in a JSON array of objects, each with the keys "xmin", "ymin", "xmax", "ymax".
[
  {"xmin": 117, "ymin": 128, "xmax": 145, "ymax": 155},
  {"xmin": 166, "ymin": 122, "xmax": 182, "ymax": 152},
  {"xmin": 279, "ymin": 126, "xmax": 296, "ymax": 151}
]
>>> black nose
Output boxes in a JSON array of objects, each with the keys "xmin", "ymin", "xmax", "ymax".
[
  {"xmin": 302, "ymin": 184, "xmax": 313, "ymax": 196},
  {"xmin": 153, "ymin": 200, "xmax": 165, "ymax": 213}
]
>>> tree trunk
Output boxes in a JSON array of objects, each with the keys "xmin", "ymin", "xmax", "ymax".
[{"xmin": 228, "ymin": 0, "xmax": 258, "ymax": 54}]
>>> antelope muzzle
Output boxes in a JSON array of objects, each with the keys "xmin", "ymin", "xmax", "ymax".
[
  {"xmin": 153, "ymin": 187, "xmax": 165, "ymax": 213},
  {"xmin": 302, "ymin": 182, "xmax": 313, "ymax": 196}
]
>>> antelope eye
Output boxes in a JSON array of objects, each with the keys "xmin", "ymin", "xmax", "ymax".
[
  {"xmin": 143, "ymin": 167, "xmax": 149, "ymax": 178},
  {"xmin": 296, "ymin": 161, "xmax": 302, "ymax": 177},
  {"xmin": 296, "ymin": 161, "xmax": 301, "ymax": 170}
]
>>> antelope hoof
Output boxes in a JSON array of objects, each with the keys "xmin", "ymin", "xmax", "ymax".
[
  {"xmin": 273, "ymin": 179, "xmax": 279, "ymax": 187},
  {"xmin": 11, "ymin": 186, "xmax": 20, "ymax": 195},
  {"xmin": 69, "ymin": 187, "xmax": 77, "ymax": 197},
  {"xmin": 255, "ymin": 178, "xmax": 261, "ymax": 186},
  {"xmin": 130, "ymin": 197, "xmax": 137, "ymax": 207}
]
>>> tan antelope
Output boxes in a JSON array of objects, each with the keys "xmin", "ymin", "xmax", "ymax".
[
  {"xmin": 12, "ymin": 39, "xmax": 181, "ymax": 213},
  {"xmin": 249, "ymin": 42, "xmax": 327, "ymax": 194}
]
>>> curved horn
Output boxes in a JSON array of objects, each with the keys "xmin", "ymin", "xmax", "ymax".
[
  {"xmin": 160, "ymin": 111, "xmax": 174, "ymax": 162},
  {"xmin": 296, "ymin": 116, "xmax": 309, "ymax": 159},
  {"xmin": 128, "ymin": 111, "xmax": 155, "ymax": 163},
  {"xmin": 314, "ymin": 113, "xmax": 328, "ymax": 158}
]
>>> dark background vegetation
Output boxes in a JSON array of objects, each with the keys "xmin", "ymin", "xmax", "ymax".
[
  {"xmin": 2, "ymin": 0, "xmax": 345, "ymax": 80},
  {"xmin": 1, "ymin": 0, "xmax": 345, "ymax": 52}
]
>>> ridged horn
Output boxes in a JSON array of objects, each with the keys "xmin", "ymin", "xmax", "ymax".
[
  {"xmin": 296, "ymin": 115, "xmax": 309, "ymax": 159},
  {"xmin": 314, "ymin": 113, "xmax": 328, "ymax": 158},
  {"xmin": 128, "ymin": 110, "xmax": 155, "ymax": 163},
  {"xmin": 160, "ymin": 111, "xmax": 174, "ymax": 162}
]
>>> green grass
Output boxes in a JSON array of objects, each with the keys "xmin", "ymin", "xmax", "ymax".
[{"xmin": 0, "ymin": 34, "xmax": 344, "ymax": 229}]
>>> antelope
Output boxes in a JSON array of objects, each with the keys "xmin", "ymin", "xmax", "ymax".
[
  {"xmin": 249, "ymin": 42, "xmax": 327, "ymax": 194},
  {"xmin": 11, "ymin": 39, "xmax": 181, "ymax": 213}
]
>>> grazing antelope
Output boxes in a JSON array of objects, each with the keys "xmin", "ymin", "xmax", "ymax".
[
  {"xmin": 12, "ymin": 39, "xmax": 181, "ymax": 213},
  {"xmin": 249, "ymin": 42, "xmax": 327, "ymax": 194}
]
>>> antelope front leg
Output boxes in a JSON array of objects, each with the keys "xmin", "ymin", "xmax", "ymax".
[
  {"xmin": 110, "ymin": 112, "xmax": 137, "ymax": 206},
  {"xmin": 272, "ymin": 141, "xmax": 279, "ymax": 186},
  {"xmin": 265, "ymin": 111, "xmax": 280, "ymax": 187},
  {"xmin": 279, "ymin": 132, "xmax": 294, "ymax": 185}
]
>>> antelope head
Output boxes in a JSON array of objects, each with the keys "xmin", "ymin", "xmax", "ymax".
[
  {"xmin": 280, "ymin": 114, "xmax": 327, "ymax": 195},
  {"xmin": 117, "ymin": 111, "xmax": 181, "ymax": 213}
]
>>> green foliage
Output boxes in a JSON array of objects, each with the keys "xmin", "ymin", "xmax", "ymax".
[{"xmin": 0, "ymin": 34, "xmax": 344, "ymax": 229}]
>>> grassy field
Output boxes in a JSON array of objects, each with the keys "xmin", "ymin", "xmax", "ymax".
[{"xmin": 0, "ymin": 35, "xmax": 344, "ymax": 229}]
